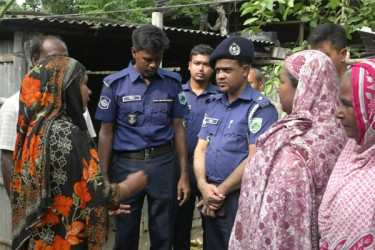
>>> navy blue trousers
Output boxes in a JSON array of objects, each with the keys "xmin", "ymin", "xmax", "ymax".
[
  {"xmin": 203, "ymin": 190, "xmax": 240, "ymax": 250},
  {"xmin": 173, "ymin": 163, "xmax": 202, "ymax": 250},
  {"xmin": 112, "ymin": 151, "xmax": 178, "ymax": 250}
]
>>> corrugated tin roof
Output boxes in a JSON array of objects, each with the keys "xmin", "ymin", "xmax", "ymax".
[{"xmin": 0, "ymin": 16, "xmax": 273, "ymax": 45}]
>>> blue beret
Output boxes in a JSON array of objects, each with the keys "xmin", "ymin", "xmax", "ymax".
[{"xmin": 210, "ymin": 36, "xmax": 254, "ymax": 67}]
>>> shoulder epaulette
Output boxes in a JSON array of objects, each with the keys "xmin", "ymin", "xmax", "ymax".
[
  {"xmin": 252, "ymin": 91, "xmax": 272, "ymax": 108},
  {"xmin": 247, "ymin": 92, "xmax": 274, "ymax": 132},
  {"xmin": 103, "ymin": 68, "xmax": 130, "ymax": 87},
  {"xmin": 159, "ymin": 69, "xmax": 182, "ymax": 82}
]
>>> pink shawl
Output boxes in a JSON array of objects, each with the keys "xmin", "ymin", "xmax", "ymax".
[
  {"xmin": 229, "ymin": 50, "xmax": 347, "ymax": 250},
  {"xmin": 319, "ymin": 59, "xmax": 375, "ymax": 249}
]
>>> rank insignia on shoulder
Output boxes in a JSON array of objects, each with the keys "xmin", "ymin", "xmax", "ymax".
[
  {"xmin": 178, "ymin": 91, "xmax": 187, "ymax": 105},
  {"xmin": 99, "ymin": 96, "xmax": 111, "ymax": 109},
  {"xmin": 122, "ymin": 95, "xmax": 141, "ymax": 102},
  {"xmin": 127, "ymin": 113, "xmax": 137, "ymax": 126},
  {"xmin": 250, "ymin": 117, "xmax": 263, "ymax": 133}
]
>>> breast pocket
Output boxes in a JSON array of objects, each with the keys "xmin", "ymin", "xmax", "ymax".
[
  {"xmin": 118, "ymin": 102, "xmax": 144, "ymax": 126},
  {"xmin": 206, "ymin": 123, "xmax": 219, "ymax": 136},
  {"xmin": 151, "ymin": 103, "xmax": 171, "ymax": 125},
  {"xmin": 223, "ymin": 126, "xmax": 248, "ymax": 153}
]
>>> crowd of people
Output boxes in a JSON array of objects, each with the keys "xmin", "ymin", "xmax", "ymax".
[{"xmin": 0, "ymin": 21, "xmax": 374, "ymax": 250}]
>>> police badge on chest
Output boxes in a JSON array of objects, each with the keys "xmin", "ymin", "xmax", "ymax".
[{"xmin": 127, "ymin": 113, "xmax": 138, "ymax": 125}]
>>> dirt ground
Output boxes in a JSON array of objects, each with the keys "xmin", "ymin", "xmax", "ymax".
[{"xmin": 104, "ymin": 206, "xmax": 203, "ymax": 250}]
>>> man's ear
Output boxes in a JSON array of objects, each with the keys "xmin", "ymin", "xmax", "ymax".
[
  {"xmin": 259, "ymin": 82, "xmax": 264, "ymax": 92},
  {"xmin": 243, "ymin": 64, "xmax": 251, "ymax": 77},
  {"xmin": 340, "ymin": 48, "xmax": 348, "ymax": 62},
  {"xmin": 131, "ymin": 47, "xmax": 137, "ymax": 58}
]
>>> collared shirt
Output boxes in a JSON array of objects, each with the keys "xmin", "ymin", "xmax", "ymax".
[
  {"xmin": 95, "ymin": 61, "xmax": 189, "ymax": 151},
  {"xmin": 0, "ymin": 92, "xmax": 96, "ymax": 152},
  {"xmin": 0, "ymin": 92, "xmax": 19, "ymax": 151},
  {"xmin": 198, "ymin": 84, "xmax": 278, "ymax": 183},
  {"xmin": 182, "ymin": 81, "xmax": 220, "ymax": 156}
]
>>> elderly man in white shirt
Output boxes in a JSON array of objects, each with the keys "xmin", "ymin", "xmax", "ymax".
[{"xmin": 0, "ymin": 35, "xmax": 96, "ymax": 195}]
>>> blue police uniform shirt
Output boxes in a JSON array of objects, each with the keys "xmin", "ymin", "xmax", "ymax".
[
  {"xmin": 95, "ymin": 60, "xmax": 189, "ymax": 151},
  {"xmin": 198, "ymin": 84, "xmax": 278, "ymax": 183},
  {"xmin": 182, "ymin": 81, "xmax": 220, "ymax": 156}
]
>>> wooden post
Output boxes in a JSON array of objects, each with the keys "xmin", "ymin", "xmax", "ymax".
[
  {"xmin": 12, "ymin": 32, "xmax": 28, "ymax": 93},
  {"xmin": 299, "ymin": 23, "xmax": 304, "ymax": 45},
  {"xmin": 152, "ymin": 12, "xmax": 163, "ymax": 29},
  {"xmin": 152, "ymin": 12, "xmax": 163, "ymax": 68}
]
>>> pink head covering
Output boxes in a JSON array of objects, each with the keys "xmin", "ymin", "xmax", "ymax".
[
  {"xmin": 229, "ymin": 50, "xmax": 347, "ymax": 249},
  {"xmin": 351, "ymin": 59, "xmax": 375, "ymax": 147},
  {"xmin": 319, "ymin": 59, "xmax": 375, "ymax": 249},
  {"xmin": 285, "ymin": 50, "xmax": 340, "ymax": 120}
]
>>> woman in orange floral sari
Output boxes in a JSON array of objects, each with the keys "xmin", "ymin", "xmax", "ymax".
[{"xmin": 11, "ymin": 56, "xmax": 146, "ymax": 250}]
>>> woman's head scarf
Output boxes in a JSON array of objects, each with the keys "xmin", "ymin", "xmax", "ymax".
[
  {"xmin": 11, "ymin": 56, "xmax": 87, "ymax": 248},
  {"xmin": 230, "ymin": 50, "xmax": 347, "ymax": 249},
  {"xmin": 319, "ymin": 59, "xmax": 375, "ymax": 249},
  {"xmin": 351, "ymin": 59, "xmax": 375, "ymax": 148}
]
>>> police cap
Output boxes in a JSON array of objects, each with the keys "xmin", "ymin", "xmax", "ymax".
[{"xmin": 209, "ymin": 36, "xmax": 254, "ymax": 68}]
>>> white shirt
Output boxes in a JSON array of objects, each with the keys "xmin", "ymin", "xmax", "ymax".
[
  {"xmin": 0, "ymin": 92, "xmax": 96, "ymax": 151},
  {"xmin": 0, "ymin": 92, "xmax": 19, "ymax": 151}
]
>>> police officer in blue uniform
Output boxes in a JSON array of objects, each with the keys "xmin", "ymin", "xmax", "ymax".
[
  {"xmin": 173, "ymin": 44, "xmax": 220, "ymax": 250},
  {"xmin": 194, "ymin": 36, "xmax": 278, "ymax": 250},
  {"xmin": 95, "ymin": 24, "xmax": 190, "ymax": 250}
]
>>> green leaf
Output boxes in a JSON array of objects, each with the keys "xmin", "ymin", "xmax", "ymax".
[
  {"xmin": 73, "ymin": 193, "xmax": 79, "ymax": 207},
  {"xmin": 283, "ymin": 6, "xmax": 291, "ymax": 20},
  {"xmin": 287, "ymin": 0, "xmax": 294, "ymax": 8},
  {"xmin": 310, "ymin": 20, "xmax": 317, "ymax": 28},
  {"xmin": 241, "ymin": 6, "xmax": 259, "ymax": 16},
  {"xmin": 244, "ymin": 17, "xmax": 259, "ymax": 26},
  {"xmin": 348, "ymin": 16, "xmax": 362, "ymax": 24},
  {"xmin": 329, "ymin": 0, "xmax": 340, "ymax": 8},
  {"xmin": 300, "ymin": 15, "xmax": 310, "ymax": 22},
  {"xmin": 265, "ymin": 0, "xmax": 274, "ymax": 11},
  {"xmin": 294, "ymin": 2, "xmax": 303, "ymax": 12},
  {"xmin": 251, "ymin": 26, "xmax": 261, "ymax": 35}
]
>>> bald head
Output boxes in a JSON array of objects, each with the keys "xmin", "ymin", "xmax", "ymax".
[
  {"xmin": 248, "ymin": 68, "xmax": 264, "ymax": 91},
  {"xmin": 31, "ymin": 36, "xmax": 68, "ymax": 66}
]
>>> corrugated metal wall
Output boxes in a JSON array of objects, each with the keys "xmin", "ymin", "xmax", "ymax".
[{"xmin": 0, "ymin": 40, "xmax": 16, "ymax": 99}]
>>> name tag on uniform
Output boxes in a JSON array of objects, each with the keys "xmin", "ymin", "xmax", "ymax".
[
  {"xmin": 202, "ymin": 114, "xmax": 219, "ymax": 127},
  {"xmin": 153, "ymin": 99, "xmax": 173, "ymax": 103},
  {"xmin": 122, "ymin": 95, "xmax": 141, "ymax": 102}
]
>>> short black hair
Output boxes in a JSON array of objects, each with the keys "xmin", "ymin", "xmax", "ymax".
[
  {"xmin": 30, "ymin": 35, "xmax": 67, "ymax": 62},
  {"xmin": 132, "ymin": 24, "xmax": 169, "ymax": 53},
  {"xmin": 189, "ymin": 44, "xmax": 214, "ymax": 61},
  {"xmin": 308, "ymin": 23, "xmax": 347, "ymax": 51}
]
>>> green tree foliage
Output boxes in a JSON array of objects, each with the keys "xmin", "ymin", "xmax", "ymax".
[
  {"xmin": 241, "ymin": 0, "xmax": 375, "ymax": 38},
  {"xmin": 15, "ymin": 0, "xmax": 207, "ymax": 25},
  {"xmin": 167, "ymin": 0, "xmax": 209, "ymax": 26},
  {"xmin": 261, "ymin": 63, "xmax": 283, "ymax": 99}
]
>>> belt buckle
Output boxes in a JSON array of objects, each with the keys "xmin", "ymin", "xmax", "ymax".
[{"xmin": 144, "ymin": 148, "xmax": 150, "ymax": 159}]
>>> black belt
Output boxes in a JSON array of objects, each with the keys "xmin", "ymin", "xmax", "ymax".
[{"xmin": 118, "ymin": 142, "xmax": 172, "ymax": 160}]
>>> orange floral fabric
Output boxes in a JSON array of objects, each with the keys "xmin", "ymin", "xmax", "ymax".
[{"xmin": 11, "ymin": 57, "xmax": 120, "ymax": 250}]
